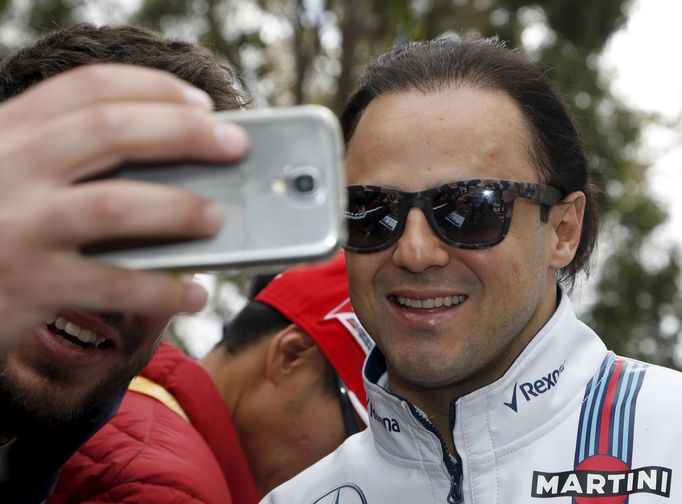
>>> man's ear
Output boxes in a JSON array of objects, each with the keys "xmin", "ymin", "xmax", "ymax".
[
  {"xmin": 549, "ymin": 191, "xmax": 586, "ymax": 269},
  {"xmin": 264, "ymin": 325, "xmax": 317, "ymax": 385}
]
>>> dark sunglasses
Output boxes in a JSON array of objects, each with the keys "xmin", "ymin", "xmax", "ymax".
[
  {"xmin": 345, "ymin": 179, "xmax": 564, "ymax": 253},
  {"xmin": 335, "ymin": 374, "xmax": 360, "ymax": 437}
]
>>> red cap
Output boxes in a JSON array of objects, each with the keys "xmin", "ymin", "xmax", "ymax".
[{"xmin": 255, "ymin": 252, "xmax": 372, "ymax": 423}]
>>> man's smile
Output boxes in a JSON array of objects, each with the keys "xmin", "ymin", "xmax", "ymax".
[
  {"xmin": 45, "ymin": 314, "xmax": 113, "ymax": 350},
  {"xmin": 392, "ymin": 294, "xmax": 467, "ymax": 309},
  {"xmin": 29, "ymin": 310, "xmax": 127, "ymax": 369}
]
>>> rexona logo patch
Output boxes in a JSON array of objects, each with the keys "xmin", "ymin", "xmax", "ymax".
[
  {"xmin": 368, "ymin": 400, "xmax": 400, "ymax": 433},
  {"xmin": 531, "ymin": 354, "xmax": 672, "ymax": 502},
  {"xmin": 312, "ymin": 484, "xmax": 367, "ymax": 504},
  {"xmin": 504, "ymin": 363, "xmax": 564, "ymax": 412}
]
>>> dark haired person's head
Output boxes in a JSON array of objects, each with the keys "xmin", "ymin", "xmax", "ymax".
[
  {"xmin": 341, "ymin": 35, "xmax": 598, "ymax": 286},
  {"xmin": 201, "ymin": 254, "xmax": 370, "ymax": 494},
  {"xmin": 341, "ymin": 34, "xmax": 594, "ymax": 414},
  {"xmin": 0, "ymin": 23, "xmax": 249, "ymax": 110}
]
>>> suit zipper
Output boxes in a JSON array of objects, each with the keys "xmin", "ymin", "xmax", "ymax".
[{"xmin": 407, "ymin": 402, "xmax": 464, "ymax": 503}]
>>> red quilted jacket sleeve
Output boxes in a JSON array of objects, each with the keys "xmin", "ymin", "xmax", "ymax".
[{"xmin": 48, "ymin": 391, "xmax": 234, "ymax": 504}]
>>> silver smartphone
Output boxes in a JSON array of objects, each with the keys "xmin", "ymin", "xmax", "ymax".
[{"xmin": 84, "ymin": 105, "xmax": 346, "ymax": 271}]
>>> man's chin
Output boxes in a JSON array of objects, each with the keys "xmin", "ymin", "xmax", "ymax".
[
  {"xmin": 0, "ymin": 354, "xmax": 138, "ymax": 438},
  {"xmin": 0, "ymin": 377, "xmax": 93, "ymax": 437}
]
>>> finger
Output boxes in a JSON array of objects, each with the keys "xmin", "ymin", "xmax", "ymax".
[
  {"xmin": 16, "ymin": 102, "xmax": 248, "ymax": 183},
  {"xmin": 0, "ymin": 64, "xmax": 214, "ymax": 127},
  {"xmin": 29, "ymin": 252, "xmax": 210, "ymax": 315},
  {"xmin": 29, "ymin": 180, "xmax": 224, "ymax": 246}
]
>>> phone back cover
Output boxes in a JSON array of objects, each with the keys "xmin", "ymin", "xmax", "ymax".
[{"xmin": 91, "ymin": 106, "xmax": 345, "ymax": 270}]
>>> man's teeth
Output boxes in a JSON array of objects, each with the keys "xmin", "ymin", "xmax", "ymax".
[
  {"xmin": 396, "ymin": 295, "xmax": 467, "ymax": 309},
  {"xmin": 45, "ymin": 316, "xmax": 107, "ymax": 347},
  {"xmin": 54, "ymin": 333, "xmax": 80, "ymax": 349}
]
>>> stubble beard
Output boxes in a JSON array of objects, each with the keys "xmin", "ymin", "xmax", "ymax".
[{"xmin": 0, "ymin": 314, "xmax": 159, "ymax": 439}]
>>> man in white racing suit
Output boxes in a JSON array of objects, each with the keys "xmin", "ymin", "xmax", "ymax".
[
  {"xmin": 262, "ymin": 35, "xmax": 682, "ymax": 503},
  {"xmin": 264, "ymin": 290, "xmax": 681, "ymax": 503}
]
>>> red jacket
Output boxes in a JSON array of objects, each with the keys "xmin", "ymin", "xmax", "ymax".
[{"xmin": 48, "ymin": 343, "xmax": 260, "ymax": 504}]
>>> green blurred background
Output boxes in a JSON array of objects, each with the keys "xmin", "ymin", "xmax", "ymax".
[{"xmin": 2, "ymin": 0, "xmax": 680, "ymax": 366}]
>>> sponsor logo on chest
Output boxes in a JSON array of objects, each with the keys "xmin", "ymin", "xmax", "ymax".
[
  {"xmin": 530, "ymin": 354, "xmax": 673, "ymax": 502},
  {"xmin": 312, "ymin": 484, "xmax": 367, "ymax": 503},
  {"xmin": 368, "ymin": 400, "xmax": 400, "ymax": 433},
  {"xmin": 504, "ymin": 363, "xmax": 564, "ymax": 412},
  {"xmin": 532, "ymin": 457, "xmax": 671, "ymax": 500}
]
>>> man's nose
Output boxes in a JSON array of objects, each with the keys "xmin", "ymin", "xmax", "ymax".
[{"xmin": 392, "ymin": 207, "xmax": 450, "ymax": 273}]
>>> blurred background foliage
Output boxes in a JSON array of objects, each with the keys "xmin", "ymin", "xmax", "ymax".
[{"xmin": 1, "ymin": 0, "xmax": 680, "ymax": 365}]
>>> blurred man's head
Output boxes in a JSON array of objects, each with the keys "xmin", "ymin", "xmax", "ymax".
[
  {"xmin": 201, "ymin": 253, "xmax": 371, "ymax": 495},
  {"xmin": 0, "ymin": 23, "xmax": 247, "ymax": 109},
  {"xmin": 0, "ymin": 23, "xmax": 249, "ymax": 441}
]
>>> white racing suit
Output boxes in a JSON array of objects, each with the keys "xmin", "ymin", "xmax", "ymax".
[{"xmin": 262, "ymin": 294, "xmax": 682, "ymax": 503}]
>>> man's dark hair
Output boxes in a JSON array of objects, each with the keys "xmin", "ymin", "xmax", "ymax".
[
  {"xmin": 220, "ymin": 302, "xmax": 291, "ymax": 354},
  {"xmin": 341, "ymin": 35, "xmax": 599, "ymax": 286},
  {"xmin": 219, "ymin": 301, "xmax": 337, "ymax": 393},
  {"xmin": 0, "ymin": 23, "xmax": 249, "ymax": 110},
  {"xmin": 247, "ymin": 272, "xmax": 281, "ymax": 300}
]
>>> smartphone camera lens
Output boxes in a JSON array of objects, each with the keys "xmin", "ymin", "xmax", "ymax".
[
  {"xmin": 294, "ymin": 174, "xmax": 315, "ymax": 193},
  {"xmin": 284, "ymin": 165, "xmax": 321, "ymax": 201}
]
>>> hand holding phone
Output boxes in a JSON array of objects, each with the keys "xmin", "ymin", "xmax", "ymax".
[
  {"xmin": 84, "ymin": 105, "xmax": 346, "ymax": 271},
  {"xmin": 0, "ymin": 66, "xmax": 244, "ymax": 346}
]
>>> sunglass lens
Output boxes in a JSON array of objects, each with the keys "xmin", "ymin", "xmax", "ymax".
[
  {"xmin": 431, "ymin": 186, "xmax": 506, "ymax": 246},
  {"xmin": 346, "ymin": 187, "xmax": 401, "ymax": 251}
]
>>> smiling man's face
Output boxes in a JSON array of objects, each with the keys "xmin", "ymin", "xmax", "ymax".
[
  {"xmin": 0, "ymin": 310, "xmax": 170, "ymax": 438},
  {"xmin": 345, "ymin": 87, "xmax": 562, "ymax": 398}
]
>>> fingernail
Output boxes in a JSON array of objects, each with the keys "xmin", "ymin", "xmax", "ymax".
[
  {"xmin": 202, "ymin": 201, "xmax": 224, "ymax": 233},
  {"xmin": 214, "ymin": 122, "xmax": 249, "ymax": 155},
  {"xmin": 183, "ymin": 87, "xmax": 214, "ymax": 110},
  {"xmin": 184, "ymin": 280, "xmax": 209, "ymax": 312}
]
